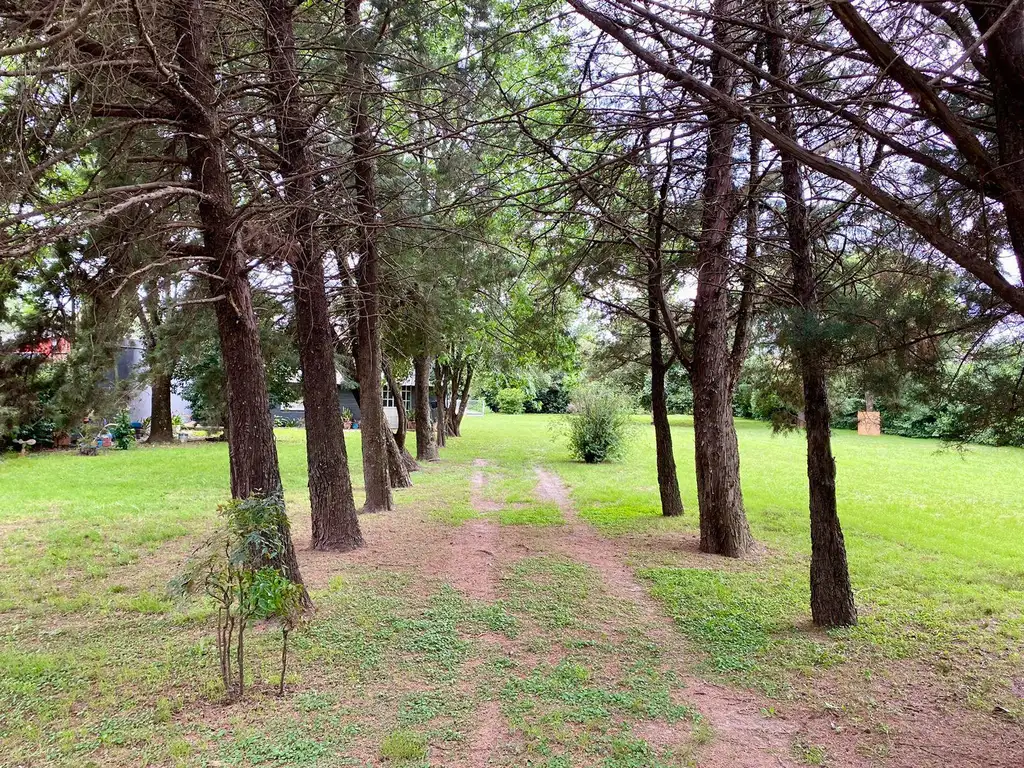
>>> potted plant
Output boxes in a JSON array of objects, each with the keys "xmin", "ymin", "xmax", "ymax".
[{"xmin": 341, "ymin": 408, "xmax": 353, "ymax": 429}]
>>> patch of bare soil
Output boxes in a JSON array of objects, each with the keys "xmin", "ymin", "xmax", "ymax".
[
  {"xmin": 470, "ymin": 458, "xmax": 503, "ymax": 513},
  {"xmin": 803, "ymin": 657, "xmax": 1024, "ymax": 768},
  {"xmin": 292, "ymin": 504, "xmax": 447, "ymax": 594},
  {"xmin": 449, "ymin": 519, "xmax": 500, "ymax": 601},
  {"xmin": 533, "ymin": 467, "xmax": 1024, "ymax": 768}
]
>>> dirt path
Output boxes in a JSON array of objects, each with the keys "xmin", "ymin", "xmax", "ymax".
[
  {"xmin": 451, "ymin": 461, "xmax": 510, "ymax": 767},
  {"xmin": 289, "ymin": 460, "xmax": 1021, "ymax": 768},
  {"xmin": 535, "ymin": 467, "xmax": 821, "ymax": 768}
]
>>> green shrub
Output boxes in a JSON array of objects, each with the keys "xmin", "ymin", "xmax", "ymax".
[
  {"xmin": 565, "ymin": 384, "xmax": 634, "ymax": 463},
  {"xmin": 109, "ymin": 410, "xmax": 135, "ymax": 450},
  {"xmin": 171, "ymin": 495, "xmax": 303, "ymax": 699},
  {"xmin": 496, "ymin": 387, "xmax": 527, "ymax": 414}
]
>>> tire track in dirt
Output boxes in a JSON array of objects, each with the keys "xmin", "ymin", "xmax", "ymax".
[
  {"xmin": 470, "ymin": 457, "xmax": 502, "ymax": 514},
  {"xmin": 447, "ymin": 458, "xmax": 510, "ymax": 767},
  {"xmin": 533, "ymin": 466, "xmax": 1024, "ymax": 768},
  {"xmin": 533, "ymin": 467, "xmax": 856, "ymax": 768}
]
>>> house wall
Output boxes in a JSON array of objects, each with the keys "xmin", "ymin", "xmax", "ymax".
[
  {"xmin": 127, "ymin": 385, "xmax": 192, "ymax": 423},
  {"xmin": 270, "ymin": 384, "xmax": 422, "ymax": 431},
  {"xmin": 117, "ymin": 343, "xmax": 192, "ymax": 423},
  {"xmin": 339, "ymin": 388, "xmax": 361, "ymax": 422}
]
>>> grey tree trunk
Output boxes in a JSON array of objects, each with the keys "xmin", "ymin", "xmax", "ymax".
[{"xmin": 413, "ymin": 355, "xmax": 438, "ymax": 461}]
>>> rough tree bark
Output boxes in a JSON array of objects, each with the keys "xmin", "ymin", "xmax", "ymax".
[
  {"xmin": 136, "ymin": 285, "xmax": 174, "ymax": 444},
  {"xmin": 452, "ymin": 363, "xmax": 473, "ymax": 436},
  {"xmin": 383, "ymin": 357, "xmax": 419, "ymax": 471},
  {"xmin": 767, "ymin": 0, "xmax": 856, "ymax": 627},
  {"xmin": 264, "ymin": 0, "xmax": 362, "ymax": 550},
  {"xmin": 690, "ymin": 0, "xmax": 753, "ymax": 557},
  {"xmin": 414, "ymin": 355, "xmax": 438, "ymax": 461},
  {"xmin": 444, "ymin": 361, "xmax": 461, "ymax": 437},
  {"xmin": 149, "ymin": 371, "xmax": 174, "ymax": 443},
  {"xmin": 383, "ymin": 420, "xmax": 412, "ymax": 488},
  {"xmin": 730, "ymin": 118, "xmax": 761, "ymax": 393},
  {"xmin": 345, "ymin": 0, "xmax": 391, "ymax": 512},
  {"xmin": 434, "ymin": 359, "xmax": 448, "ymax": 449},
  {"xmin": 165, "ymin": 0, "xmax": 307, "ymax": 597}
]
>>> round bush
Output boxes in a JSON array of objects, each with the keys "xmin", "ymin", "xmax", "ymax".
[
  {"xmin": 496, "ymin": 387, "xmax": 527, "ymax": 414},
  {"xmin": 565, "ymin": 385, "xmax": 634, "ymax": 463}
]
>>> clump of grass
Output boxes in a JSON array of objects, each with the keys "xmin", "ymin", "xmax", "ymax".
[
  {"xmin": 380, "ymin": 729, "xmax": 427, "ymax": 761},
  {"xmin": 794, "ymin": 738, "xmax": 828, "ymax": 765},
  {"xmin": 504, "ymin": 557, "xmax": 593, "ymax": 629},
  {"xmin": 498, "ymin": 502, "xmax": 563, "ymax": 526}
]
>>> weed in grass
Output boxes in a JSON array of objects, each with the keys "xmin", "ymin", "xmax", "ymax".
[
  {"xmin": 398, "ymin": 691, "xmax": 450, "ymax": 725},
  {"xmin": 379, "ymin": 729, "xmax": 427, "ymax": 761},
  {"xmin": 501, "ymin": 659, "xmax": 699, "ymax": 759},
  {"xmin": 471, "ymin": 601, "xmax": 519, "ymax": 636},
  {"xmin": 794, "ymin": 738, "xmax": 829, "ymax": 765},
  {"xmin": 605, "ymin": 734, "xmax": 671, "ymax": 768},
  {"xmin": 504, "ymin": 556, "xmax": 593, "ymax": 630},
  {"xmin": 691, "ymin": 718, "xmax": 714, "ymax": 746},
  {"xmin": 640, "ymin": 565, "xmax": 838, "ymax": 690},
  {"xmin": 295, "ymin": 690, "xmax": 336, "ymax": 712},
  {"xmin": 167, "ymin": 737, "xmax": 191, "ymax": 759},
  {"xmin": 392, "ymin": 587, "xmax": 472, "ymax": 670},
  {"xmin": 218, "ymin": 729, "xmax": 331, "ymax": 766}
]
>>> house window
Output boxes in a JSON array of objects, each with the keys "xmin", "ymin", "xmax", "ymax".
[
  {"xmin": 382, "ymin": 384, "xmax": 395, "ymax": 408},
  {"xmin": 402, "ymin": 385, "xmax": 414, "ymax": 413}
]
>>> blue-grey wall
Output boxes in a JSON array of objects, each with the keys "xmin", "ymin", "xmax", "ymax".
[{"xmin": 271, "ymin": 388, "xmax": 361, "ymax": 421}]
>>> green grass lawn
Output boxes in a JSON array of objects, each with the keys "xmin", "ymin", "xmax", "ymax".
[
  {"xmin": 1, "ymin": 415, "xmax": 1022, "ymax": 766},
  {"xmin": 467, "ymin": 415, "xmax": 1024, "ymax": 697}
]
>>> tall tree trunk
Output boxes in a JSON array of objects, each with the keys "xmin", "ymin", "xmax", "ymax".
[
  {"xmin": 643, "ymin": 121, "xmax": 684, "ymax": 519},
  {"xmin": 383, "ymin": 357, "xmax": 419, "ymax": 471},
  {"xmin": 646, "ymin": 265, "xmax": 683, "ymax": 518},
  {"xmin": 445, "ymin": 362, "xmax": 461, "ymax": 437},
  {"xmin": 767, "ymin": 0, "xmax": 856, "ymax": 627},
  {"xmin": 384, "ymin": 420, "xmax": 412, "ymax": 488},
  {"xmin": 265, "ymin": 0, "xmax": 362, "ymax": 550},
  {"xmin": 649, "ymin": 330, "xmax": 683, "ymax": 518},
  {"xmin": 346, "ymin": 0, "xmax": 391, "ymax": 513},
  {"xmin": 691, "ymin": 0, "xmax": 753, "ymax": 557},
  {"xmin": 149, "ymin": 370, "xmax": 174, "ymax": 443},
  {"xmin": 166, "ymin": 0, "xmax": 307, "ymax": 599},
  {"xmin": 453, "ymin": 364, "xmax": 473, "ymax": 435},
  {"xmin": 730, "ymin": 128, "xmax": 761, "ymax": 392},
  {"xmin": 414, "ymin": 355, "xmax": 438, "ymax": 461},
  {"xmin": 434, "ymin": 360, "xmax": 448, "ymax": 449},
  {"xmin": 137, "ymin": 286, "xmax": 174, "ymax": 444}
]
